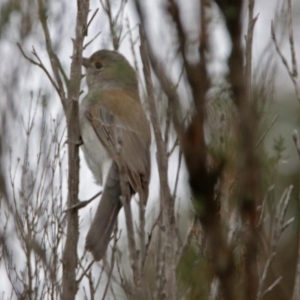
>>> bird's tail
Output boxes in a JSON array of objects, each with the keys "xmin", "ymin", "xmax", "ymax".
[{"xmin": 85, "ymin": 162, "xmax": 122, "ymax": 261}]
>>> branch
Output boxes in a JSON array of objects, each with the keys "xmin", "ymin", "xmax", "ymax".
[
  {"xmin": 63, "ymin": 191, "xmax": 102, "ymax": 211},
  {"xmin": 255, "ymin": 114, "xmax": 279, "ymax": 148},
  {"xmin": 37, "ymin": 0, "xmax": 68, "ymax": 102},
  {"xmin": 17, "ymin": 44, "xmax": 59, "ymax": 93},
  {"xmin": 61, "ymin": 0, "xmax": 90, "ymax": 299},
  {"xmin": 292, "ymin": 130, "xmax": 300, "ymax": 300},
  {"xmin": 140, "ymin": 26, "xmax": 177, "ymax": 300},
  {"xmin": 83, "ymin": 31, "xmax": 101, "ymax": 50},
  {"xmin": 245, "ymin": 0, "xmax": 259, "ymax": 99},
  {"xmin": 260, "ymin": 277, "xmax": 282, "ymax": 299},
  {"xmin": 84, "ymin": 8, "xmax": 99, "ymax": 36},
  {"xmin": 271, "ymin": 18, "xmax": 300, "ymax": 102}
]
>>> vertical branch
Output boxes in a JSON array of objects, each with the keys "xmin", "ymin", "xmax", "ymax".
[
  {"xmin": 140, "ymin": 27, "xmax": 177, "ymax": 300},
  {"xmin": 245, "ymin": 0, "xmax": 258, "ymax": 99},
  {"xmin": 100, "ymin": 0, "xmax": 127, "ymax": 50},
  {"xmin": 138, "ymin": 189, "xmax": 147, "ymax": 270},
  {"xmin": 61, "ymin": 0, "xmax": 89, "ymax": 299},
  {"xmin": 292, "ymin": 131, "xmax": 300, "ymax": 300},
  {"xmin": 215, "ymin": 1, "xmax": 260, "ymax": 299},
  {"xmin": 287, "ymin": 0, "xmax": 298, "ymax": 79},
  {"xmin": 168, "ymin": 1, "xmax": 238, "ymax": 299},
  {"xmin": 271, "ymin": 0, "xmax": 300, "ymax": 102},
  {"xmin": 118, "ymin": 163, "xmax": 141, "ymax": 291},
  {"xmin": 37, "ymin": 0, "xmax": 69, "ymax": 109}
]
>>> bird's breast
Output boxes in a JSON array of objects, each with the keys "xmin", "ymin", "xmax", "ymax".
[{"xmin": 80, "ymin": 108, "xmax": 112, "ymax": 185}]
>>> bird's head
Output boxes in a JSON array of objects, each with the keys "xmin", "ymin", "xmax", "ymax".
[{"xmin": 82, "ymin": 50, "xmax": 138, "ymax": 93}]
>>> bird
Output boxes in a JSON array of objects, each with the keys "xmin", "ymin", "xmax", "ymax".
[{"xmin": 79, "ymin": 49, "xmax": 151, "ymax": 261}]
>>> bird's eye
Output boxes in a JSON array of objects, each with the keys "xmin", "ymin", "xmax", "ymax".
[{"xmin": 95, "ymin": 62, "xmax": 103, "ymax": 69}]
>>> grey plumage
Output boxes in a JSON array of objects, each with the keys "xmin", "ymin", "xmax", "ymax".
[{"xmin": 80, "ymin": 50, "xmax": 151, "ymax": 260}]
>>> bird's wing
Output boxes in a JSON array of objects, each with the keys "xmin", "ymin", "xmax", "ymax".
[{"xmin": 84, "ymin": 90, "xmax": 151, "ymax": 192}]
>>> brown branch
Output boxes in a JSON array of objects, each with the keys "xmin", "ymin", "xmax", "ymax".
[
  {"xmin": 209, "ymin": 277, "xmax": 220, "ymax": 300},
  {"xmin": 140, "ymin": 26, "xmax": 177, "ymax": 300},
  {"xmin": 63, "ymin": 191, "xmax": 102, "ymax": 211},
  {"xmin": 167, "ymin": 0, "xmax": 209, "ymax": 118},
  {"xmin": 172, "ymin": 150, "xmax": 182, "ymax": 200},
  {"xmin": 17, "ymin": 43, "xmax": 59, "ymax": 93},
  {"xmin": 292, "ymin": 130, "xmax": 300, "ymax": 300},
  {"xmin": 138, "ymin": 193, "xmax": 147, "ymax": 272},
  {"xmin": 75, "ymin": 260, "xmax": 94, "ymax": 284},
  {"xmin": 176, "ymin": 216, "xmax": 197, "ymax": 267},
  {"xmin": 135, "ymin": 2, "xmax": 238, "ymax": 299},
  {"xmin": 216, "ymin": 1, "xmax": 262, "ymax": 298},
  {"xmin": 83, "ymin": 31, "xmax": 102, "ymax": 50},
  {"xmin": 271, "ymin": 21, "xmax": 300, "ymax": 102},
  {"xmin": 84, "ymin": 8, "xmax": 99, "ymax": 36},
  {"xmin": 61, "ymin": 0, "xmax": 90, "ymax": 299},
  {"xmin": 17, "ymin": 1, "xmax": 89, "ymax": 297},
  {"xmin": 245, "ymin": 0, "xmax": 258, "ymax": 100},
  {"xmin": 101, "ymin": 229, "xmax": 120, "ymax": 300},
  {"xmin": 100, "ymin": 0, "xmax": 126, "ymax": 50},
  {"xmin": 37, "ymin": 0, "xmax": 68, "ymax": 103},
  {"xmin": 261, "ymin": 277, "xmax": 283, "ymax": 299},
  {"xmin": 134, "ymin": 0, "xmax": 183, "ymax": 136},
  {"xmin": 255, "ymin": 114, "xmax": 279, "ymax": 148},
  {"xmin": 287, "ymin": 0, "xmax": 298, "ymax": 78},
  {"xmin": 118, "ymin": 165, "xmax": 141, "ymax": 291},
  {"xmin": 256, "ymin": 252, "xmax": 276, "ymax": 300},
  {"xmin": 167, "ymin": 137, "xmax": 179, "ymax": 157}
]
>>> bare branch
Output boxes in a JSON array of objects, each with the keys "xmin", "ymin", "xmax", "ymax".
[
  {"xmin": 37, "ymin": 0, "xmax": 69, "ymax": 99},
  {"xmin": 256, "ymin": 252, "xmax": 276, "ymax": 299},
  {"xmin": 140, "ymin": 26, "xmax": 177, "ymax": 300},
  {"xmin": 76, "ymin": 260, "xmax": 94, "ymax": 284},
  {"xmin": 287, "ymin": 0, "xmax": 298, "ymax": 78},
  {"xmin": 64, "ymin": 191, "xmax": 102, "ymax": 211},
  {"xmin": 17, "ymin": 43, "xmax": 59, "ymax": 92},
  {"xmin": 245, "ymin": 0, "xmax": 258, "ymax": 99},
  {"xmin": 176, "ymin": 216, "xmax": 197, "ymax": 266},
  {"xmin": 83, "ymin": 31, "xmax": 102, "ymax": 50},
  {"xmin": 271, "ymin": 18, "xmax": 300, "ymax": 102},
  {"xmin": 292, "ymin": 130, "xmax": 300, "ymax": 300},
  {"xmin": 256, "ymin": 115, "xmax": 279, "ymax": 148},
  {"xmin": 260, "ymin": 277, "xmax": 282, "ymax": 299},
  {"xmin": 61, "ymin": 0, "xmax": 90, "ymax": 299},
  {"xmin": 84, "ymin": 8, "xmax": 99, "ymax": 36}
]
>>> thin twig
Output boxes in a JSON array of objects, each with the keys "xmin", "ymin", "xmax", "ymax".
[
  {"xmin": 63, "ymin": 191, "xmax": 102, "ymax": 211},
  {"xmin": 84, "ymin": 8, "xmax": 99, "ymax": 36},
  {"xmin": 287, "ymin": 0, "xmax": 298, "ymax": 78},
  {"xmin": 271, "ymin": 19, "xmax": 300, "ymax": 102},
  {"xmin": 172, "ymin": 149, "xmax": 182, "ymax": 199},
  {"xmin": 38, "ymin": 0, "xmax": 69, "ymax": 93},
  {"xmin": 176, "ymin": 216, "xmax": 197, "ymax": 267},
  {"xmin": 256, "ymin": 115, "xmax": 279, "ymax": 148},
  {"xmin": 256, "ymin": 252, "xmax": 276, "ymax": 300},
  {"xmin": 168, "ymin": 137, "xmax": 179, "ymax": 157},
  {"xmin": 83, "ymin": 31, "xmax": 102, "ymax": 50},
  {"xmin": 17, "ymin": 44, "xmax": 59, "ymax": 93},
  {"xmin": 209, "ymin": 277, "xmax": 220, "ymax": 300},
  {"xmin": 140, "ymin": 25, "xmax": 177, "ymax": 300},
  {"xmin": 75, "ymin": 260, "xmax": 94, "ymax": 284},
  {"xmin": 260, "ymin": 277, "xmax": 282, "ymax": 299},
  {"xmin": 292, "ymin": 130, "xmax": 300, "ymax": 300},
  {"xmin": 61, "ymin": 0, "xmax": 90, "ymax": 298},
  {"xmin": 245, "ymin": 0, "xmax": 258, "ymax": 100},
  {"xmin": 101, "ymin": 227, "xmax": 119, "ymax": 300},
  {"xmin": 117, "ymin": 158, "xmax": 140, "ymax": 291}
]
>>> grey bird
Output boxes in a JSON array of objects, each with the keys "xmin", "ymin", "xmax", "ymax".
[{"xmin": 80, "ymin": 50, "xmax": 151, "ymax": 261}]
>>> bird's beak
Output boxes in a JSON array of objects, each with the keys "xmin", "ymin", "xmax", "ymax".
[{"xmin": 82, "ymin": 57, "xmax": 90, "ymax": 68}]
